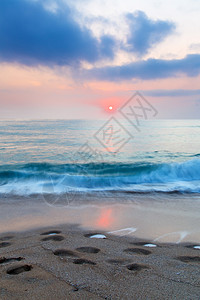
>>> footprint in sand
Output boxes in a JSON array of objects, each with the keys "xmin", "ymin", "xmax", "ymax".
[
  {"xmin": 41, "ymin": 235, "xmax": 64, "ymax": 241},
  {"xmin": 73, "ymin": 258, "xmax": 96, "ymax": 265},
  {"xmin": 84, "ymin": 233, "xmax": 106, "ymax": 239},
  {"xmin": 0, "ymin": 236, "xmax": 14, "ymax": 241},
  {"xmin": 6, "ymin": 264, "xmax": 32, "ymax": 275},
  {"xmin": 126, "ymin": 263, "xmax": 150, "ymax": 272},
  {"xmin": 0, "ymin": 257, "xmax": 24, "ymax": 264},
  {"xmin": 53, "ymin": 249, "xmax": 78, "ymax": 257},
  {"xmin": 185, "ymin": 245, "xmax": 200, "ymax": 250},
  {"xmin": 107, "ymin": 259, "xmax": 132, "ymax": 265},
  {"xmin": 176, "ymin": 256, "xmax": 200, "ymax": 263},
  {"xmin": 124, "ymin": 248, "xmax": 152, "ymax": 255},
  {"xmin": 40, "ymin": 230, "xmax": 61, "ymax": 235},
  {"xmin": 0, "ymin": 242, "xmax": 11, "ymax": 248},
  {"xmin": 76, "ymin": 247, "xmax": 100, "ymax": 254},
  {"xmin": 131, "ymin": 242, "xmax": 158, "ymax": 248},
  {"xmin": 84, "ymin": 232, "xmax": 101, "ymax": 237}
]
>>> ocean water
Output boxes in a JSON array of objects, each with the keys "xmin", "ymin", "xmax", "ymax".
[{"xmin": 0, "ymin": 119, "xmax": 200, "ymax": 196}]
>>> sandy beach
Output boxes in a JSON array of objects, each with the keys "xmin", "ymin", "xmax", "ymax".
[
  {"xmin": 0, "ymin": 222, "xmax": 200, "ymax": 300},
  {"xmin": 0, "ymin": 193, "xmax": 200, "ymax": 299}
]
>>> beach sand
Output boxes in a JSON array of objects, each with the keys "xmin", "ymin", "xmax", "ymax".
[{"xmin": 0, "ymin": 224, "xmax": 200, "ymax": 300}]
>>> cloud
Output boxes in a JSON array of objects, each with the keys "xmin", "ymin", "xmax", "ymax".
[
  {"xmin": 125, "ymin": 11, "xmax": 175, "ymax": 56},
  {"xmin": 0, "ymin": 0, "xmax": 116, "ymax": 66},
  {"xmin": 0, "ymin": 1, "xmax": 176, "ymax": 67},
  {"xmin": 189, "ymin": 43, "xmax": 200, "ymax": 51},
  {"xmin": 85, "ymin": 54, "xmax": 200, "ymax": 81},
  {"xmin": 143, "ymin": 89, "xmax": 200, "ymax": 97}
]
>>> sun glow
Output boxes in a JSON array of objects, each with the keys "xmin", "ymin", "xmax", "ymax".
[{"xmin": 100, "ymin": 97, "xmax": 123, "ymax": 114}]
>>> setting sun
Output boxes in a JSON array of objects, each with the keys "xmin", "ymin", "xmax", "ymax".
[{"xmin": 109, "ymin": 106, "xmax": 113, "ymax": 110}]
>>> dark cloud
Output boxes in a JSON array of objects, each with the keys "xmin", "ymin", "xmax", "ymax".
[
  {"xmin": 0, "ymin": 0, "xmax": 116, "ymax": 66},
  {"xmin": 125, "ymin": 11, "xmax": 175, "ymax": 56},
  {"xmin": 85, "ymin": 54, "xmax": 200, "ymax": 81},
  {"xmin": 0, "ymin": 1, "xmax": 176, "ymax": 67},
  {"xmin": 1, "ymin": 0, "xmax": 196, "ymax": 84}
]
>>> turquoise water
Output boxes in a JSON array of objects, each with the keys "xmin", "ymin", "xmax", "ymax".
[{"xmin": 0, "ymin": 119, "xmax": 200, "ymax": 195}]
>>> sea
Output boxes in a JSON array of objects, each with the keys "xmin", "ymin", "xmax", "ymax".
[{"xmin": 0, "ymin": 119, "xmax": 200, "ymax": 197}]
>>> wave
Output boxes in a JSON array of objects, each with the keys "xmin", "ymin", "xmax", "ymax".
[{"xmin": 0, "ymin": 159, "xmax": 200, "ymax": 195}]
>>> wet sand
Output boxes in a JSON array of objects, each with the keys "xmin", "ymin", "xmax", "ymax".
[
  {"xmin": 0, "ymin": 193, "xmax": 200, "ymax": 243},
  {"xmin": 0, "ymin": 224, "xmax": 200, "ymax": 299}
]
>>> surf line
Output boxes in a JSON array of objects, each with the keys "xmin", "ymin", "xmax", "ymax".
[
  {"xmin": 107, "ymin": 227, "xmax": 137, "ymax": 236},
  {"xmin": 154, "ymin": 231, "xmax": 189, "ymax": 244}
]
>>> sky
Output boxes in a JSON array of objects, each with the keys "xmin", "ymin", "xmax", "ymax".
[{"xmin": 0, "ymin": 0, "xmax": 200, "ymax": 119}]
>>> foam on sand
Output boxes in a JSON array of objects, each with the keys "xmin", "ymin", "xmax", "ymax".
[{"xmin": 89, "ymin": 234, "xmax": 106, "ymax": 239}]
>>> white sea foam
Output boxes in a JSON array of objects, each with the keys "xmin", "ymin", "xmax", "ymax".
[
  {"xmin": 108, "ymin": 227, "xmax": 137, "ymax": 236},
  {"xmin": 1, "ymin": 159, "xmax": 200, "ymax": 195},
  {"xmin": 143, "ymin": 243, "xmax": 157, "ymax": 247},
  {"xmin": 90, "ymin": 234, "xmax": 106, "ymax": 239},
  {"xmin": 154, "ymin": 231, "xmax": 189, "ymax": 243},
  {"xmin": 194, "ymin": 245, "xmax": 200, "ymax": 249}
]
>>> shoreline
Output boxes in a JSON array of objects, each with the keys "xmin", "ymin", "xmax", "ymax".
[
  {"xmin": 0, "ymin": 223, "xmax": 200, "ymax": 299},
  {"xmin": 0, "ymin": 193, "xmax": 200, "ymax": 243}
]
